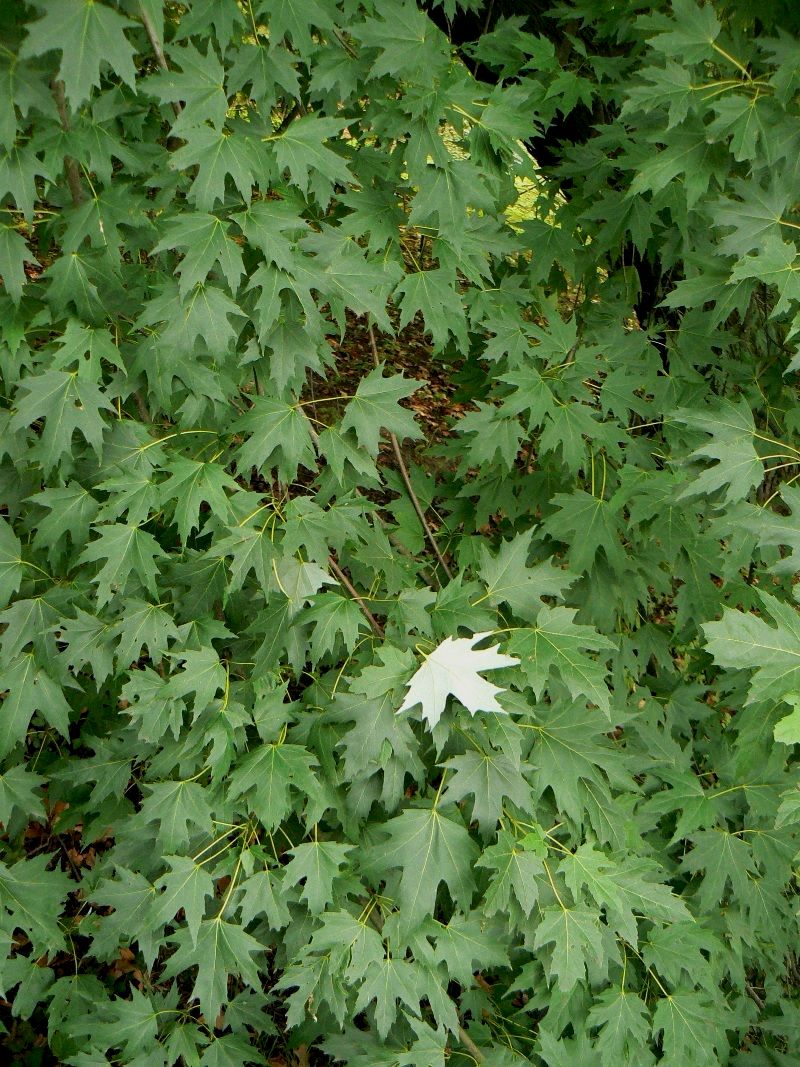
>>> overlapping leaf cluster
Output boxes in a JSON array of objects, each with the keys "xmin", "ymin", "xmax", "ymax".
[{"xmin": 0, "ymin": 0, "xmax": 799, "ymax": 1063}]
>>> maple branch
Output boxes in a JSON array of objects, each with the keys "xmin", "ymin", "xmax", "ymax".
[
  {"xmin": 327, "ymin": 553, "xmax": 384, "ymax": 640},
  {"xmin": 139, "ymin": 4, "xmax": 181, "ymax": 118},
  {"xmin": 367, "ymin": 325, "xmax": 453, "ymax": 581},
  {"xmin": 50, "ymin": 79, "xmax": 85, "ymax": 207}
]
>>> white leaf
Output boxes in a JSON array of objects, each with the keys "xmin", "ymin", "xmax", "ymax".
[{"xmin": 398, "ymin": 632, "xmax": 519, "ymax": 729}]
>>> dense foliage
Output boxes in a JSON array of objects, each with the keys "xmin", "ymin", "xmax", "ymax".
[{"xmin": 1, "ymin": 0, "xmax": 800, "ymax": 1063}]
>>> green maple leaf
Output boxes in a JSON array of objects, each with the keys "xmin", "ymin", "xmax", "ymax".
[
  {"xmin": 341, "ymin": 363, "xmax": 422, "ymax": 455},
  {"xmin": 365, "ymin": 805, "xmax": 479, "ymax": 932},
  {"xmin": 59, "ymin": 606, "xmax": 115, "ymax": 683},
  {"xmin": 163, "ymin": 918, "xmax": 263, "ymax": 1026},
  {"xmin": 394, "ymin": 269, "xmax": 467, "ymax": 350},
  {"xmin": 237, "ymin": 867, "xmax": 290, "ymax": 930},
  {"xmin": 228, "ymin": 33, "xmax": 299, "ymax": 103},
  {"xmin": 528, "ymin": 701, "xmax": 623, "ymax": 826},
  {"xmin": 89, "ymin": 866, "xmax": 160, "ymax": 966},
  {"xmin": 263, "ymin": 0, "xmax": 336, "ymax": 52},
  {"xmin": 166, "ymin": 648, "xmax": 227, "ymax": 721},
  {"xmin": 42, "ymin": 249, "xmax": 108, "ymax": 320},
  {"xmin": 647, "ymin": 0, "xmax": 721, "ymax": 62},
  {"xmin": 673, "ymin": 399, "xmax": 763, "ymax": 504},
  {"xmin": 559, "ymin": 843, "xmax": 690, "ymax": 944},
  {"xmin": 478, "ymin": 530, "xmax": 575, "ymax": 622},
  {"xmin": 457, "ymin": 403, "xmax": 525, "ymax": 468},
  {"xmin": 144, "ymin": 41, "xmax": 228, "ymax": 130},
  {"xmin": 0, "ymin": 853, "xmax": 72, "ymax": 954},
  {"xmin": 747, "ymin": 484, "xmax": 800, "ymax": 576},
  {"xmin": 681, "ymin": 829, "xmax": 758, "ymax": 911},
  {"xmin": 431, "ymin": 576, "xmax": 496, "ymax": 638},
  {"xmin": 138, "ymin": 779, "xmax": 213, "ymax": 851},
  {"xmin": 153, "ymin": 856, "xmax": 214, "ymax": 945},
  {"xmin": 327, "ymin": 685, "xmax": 418, "ymax": 782},
  {"xmin": 170, "ymin": 125, "xmax": 256, "ymax": 211},
  {"xmin": 708, "ymin": 93, "xmax": 768, "ymax": 162},
  {"xmin": 703, "ymin": 591, "xmax": 800, "ymax": 742},
  {"xmin": 198, "ymin": 1032, "xmax": 259, "ymax": 1067},
  {"xmin": 0, "ymin": 594, "xmax": 60, "ymax": 665},
  {"xmin": 0, "ymin": 224, "xmax": 37, "ymax": 303},
  {"xmin": 20, "ymin": 0, "xmax": 137, "ymax": 108},
  {"xmin": 297, "ymin": 593, "xmax": 364, "ymax": 663},
  {"xmin": 0, "ymin": 654, "xmax": 72, "ymax": 757},
  {"xmin": 10, "ymin": 370, "xmax": 113, "ymax": 473},
  {"xmin": 281, "ymin": 495, "xmax": 361, "ymax": 563},
  {"xmin": 507, "ymin": 606, "xmax": 616, "ymax": 714},
  {"xmin": 532, "ymin": 905, "xmax": 605, "ymax": 992},
  {"xmin": 77, "ymin": 735, "xmax": 134, "ymax": 808},
  {"xmin": 78, "ymin": 523, "xmax": 166, "ymax": 606},
  {"xmin": 442, "ymin": 750, "xmax": 532, "ymax": 834},
  {"xmin": 50, "ymin": 320, "xmax": 124, "ymax": 378},
  {"xmin": 539, "ymin": 404, "xmax": 603, "ymax": 474},
  {"xmin": 652, "ymin": 988, "xmax": 728, "ymax": 1066},
  {"xmin": 408, "ymin": 161, "xmax": 491, "ymax": 253},
  {"xmin": 622, "ymin": 60, "xmax": 695, "ymax": 129},
  {"xmin": 654, "ymin": 917, "xmax": 721, "ymax": 991},
  {"xmin": 233, "ymin": 397, "xmax": 316, "ymax": 483},
  {"xmin": 432, "ymin": 912, "xmax": 509, "ymax": 985},
  {"xmin": 153, "ymin": 213, "xmax": 245, "ymax": 298},
  {"xmin": 293, "ymin": 236, "xmax": 401, "ymax": 332},
  {"xmin": 233, "ymin": 198, "xmax": 307, "ymax": 272},
  {"xmin": 0, "ymin": 764, "xmax": 46, "ymax": 825},
  {"xmin": 227, "ymin": 743, "xmax": 319, "ymax": 831},
  {"xmin": 352, "ymin": 956, "xmax": 419, "ymax": 1040},
  {"xmin": 0, "ymin": 47, "xmax": 44, "ymax": 145},
  {"xmin": 272, "ymin": 116, "xmax": 353, "ymax": 205},
  {"xmin": 111, "ymin": 598, "xmax": 179, "ymax": 667},
  {"xmin": 317, "ymin": 425, "xmax": 379, "ymax": 485},
  {"xmin": 95, "ymin": 469, "xmax": 160, "ymax": 527},
  {"xmin": 138, "ymin": 281, "xmax": 244, "ymax": 355},
  {"xmin": 302, "ymin": 909, "xmax": 384, "ymax": 985},
  {"xmin": 29, "ymin": 483, "xmax": 99, "ymax": 565},
  {"xmin": 0, "ymin": 144, "xmax": 51, "ymax": 222},
  {"xmin": 587, "ymin": 988, "xmax": 650, "ymax": 1067},
  {"xmin": 161, "ymin": 458, "xmax": 236, "ymax": 543},
  {"xmin": 499, "ymin": 364, "xmax": 554, "ymax": 426},
  {"xmin": 476, "ymin": 830, "xmax": 545, "ymax": 917},
  {"xmin": 283, "ymin": 840, "xmax": 354, "ymax": 913},
  {"xmin": 730, "ymin": 234, "xmax": 800, "ymax": 317},
  {"xmin": 629, "ymin": 126, "xmax": 719, "ymax": 207},
  {"xmin": 0, "ymin": 516, "xmax": 24, "ymax": 610},
  {"xmin": 354, "ymin": 2, "xmax": 449, "ymax": 79},
  {"xmin": 213, "ymin": 523, "xmax": 277, "ymax": 597},
  {"xmin": 714, "ymin": 179, "xmax": 793, "ymax": 256},
  {"xmin": 87, "ymin": 989, "xmax": 158, "ymax": 1060},
  {"xmin": 543, "ymin": 491, "xmax": 627, "ymax": 574},
  {"xmin": 120, "ymin": 666, "xmax": 184, "ymax": 742}
]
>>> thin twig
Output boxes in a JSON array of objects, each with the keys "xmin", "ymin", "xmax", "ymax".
[
  {"xmin": 293, "ymin": 1046, "xmax": 310, "ymax": 1067},
  {"xmin": 746, "ymin": 982, "xmax": 765, "ymax": 1011},
  {"xmin": 458, "ymin": 1026, "xmax": 485, "ymax": 1063},
  {"xmin": 328, "ymin": 554, "xmax": 384, "ymax": 639},
  {"xmin": 367, "ymin": 324, "xmax": 453, "ymax": 581},
  {"xmin": 298, "ymin": 401, "xmax": 437, "ymax": 587},
  {"xmin": 133, "ymin": 390, "xmax": 151, "ymax": 423},
  {"xmin": 57, "ymin": 836, "xmax": 83, "ymax": 882},
  {"xmin": 50, "ymin": 79, "xmax": 84, "ymax": 207}
]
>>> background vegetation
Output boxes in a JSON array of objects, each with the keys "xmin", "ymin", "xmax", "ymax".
[{"xmin": 1, "ymin": 0, "xmax": 800, "ymax": 1063}]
